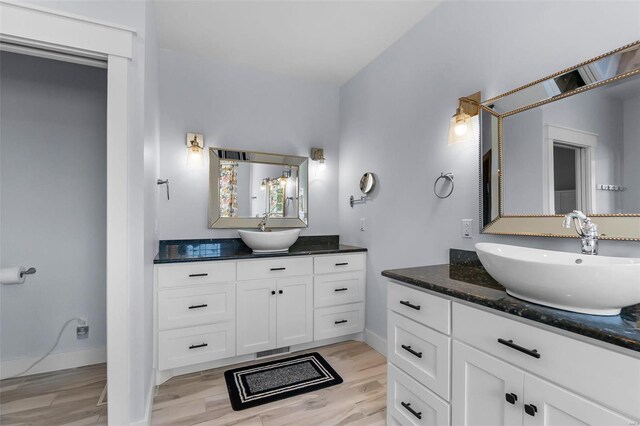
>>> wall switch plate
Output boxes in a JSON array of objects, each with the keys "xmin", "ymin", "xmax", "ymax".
[
  {"xmin": 360, "ymin": 218, "xmax": 366, "ymax": 231},
  {"xmin": 462, "ymin": 219, "xmax": 473, "ymax": 238}
]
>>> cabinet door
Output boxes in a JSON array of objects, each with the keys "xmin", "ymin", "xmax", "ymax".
[
  {"xmin": 237, "ymin": 279, "xmax": 277, "ymax": 355},
  {"xmin": 452, "ymin": 341, "xmax": 524, "ymax": 426},
  {"xmin": 276, "ymin": 276, "xmax": 313, "ymax": 347},
  {"xmin": 523, "ymin": 375, "xmax": 635, "ymax": 426}
]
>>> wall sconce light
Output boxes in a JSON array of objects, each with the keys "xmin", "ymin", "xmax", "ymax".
[
  {"xmin": 448, "ymin": 91, "xmax": 481, "ymax": 144},
  {"xmin": 260, "ymin": 178, "xmax": 268, "ymax": 191},
  {"xmin": 310, "ymin": 148, "xmax": 326, "ymax": 171},
  {"xmin": 186, "ymin": 132, "xmax": 205, "ymax": 168}
]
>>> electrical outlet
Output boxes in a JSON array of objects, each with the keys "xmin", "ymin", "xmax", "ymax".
[
  {"xmin": 360, "ymin": 218, "xmax": 366, "ymax": 231},
  {"xmin": 462, "ymin": 219, "xmax": 473, "ymax": 238},
  {"xmin": 77, "ymin": 318, "xmax": 89, "ymax": 339}
]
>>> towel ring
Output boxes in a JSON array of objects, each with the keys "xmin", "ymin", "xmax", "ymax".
[{"xmin": 434, "ymin": 173, "xmax": 454, "ymax": 199}]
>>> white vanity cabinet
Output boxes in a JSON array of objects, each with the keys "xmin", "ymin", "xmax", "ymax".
[
  {"xmin": 387, "ymin": 280, "xmax": 640, "ymax": 426},
  {"xmin": 154, "ymin": 251, "xmax": 366, "ymax": 383}
]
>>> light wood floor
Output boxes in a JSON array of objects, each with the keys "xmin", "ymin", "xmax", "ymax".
[
  {"xmin": 151, "ymin": 341, "xmax": 387, "ymax": 426},
  {"xmin": 0, "ymin": 363, "xmax": 108, "ymax": 426},
  {"xmin": 0, "ymin": 341, "xmax": 386, "ymax": 426}
]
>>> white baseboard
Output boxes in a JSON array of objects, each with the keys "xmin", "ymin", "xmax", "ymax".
[
  {"xmin": 130, "ymin": 370, "xmax": 156, "ymax": 426},
  {"xmin": 1, "ymin": 347, "xmax": 106, "ymax": 379},
  {"xmin": 364, "ymin": 329, "xmax": 387, "ymax": 357}
]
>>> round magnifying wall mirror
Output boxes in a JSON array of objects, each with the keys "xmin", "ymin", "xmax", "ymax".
[{"xmin": 359, "ymin": 172, "xmax": 376, "ymax": 194}]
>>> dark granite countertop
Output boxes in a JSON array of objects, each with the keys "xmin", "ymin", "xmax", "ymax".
[
  {"xmin": 154, "ymin": 235, "xmax": 366, "ymax": 264},
  {"xmin": 382, "ymin": 253, "xmax": 640, "ymax": 353}
]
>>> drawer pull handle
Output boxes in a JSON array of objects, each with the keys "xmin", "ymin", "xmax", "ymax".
[
  {"xmin": 505, "ymin": 393, "xmax": 518, "ymax": 405},
  {"xmin": 335, "ymin": 262, "xmax": 349, "ymax": 266},
  {"xmin": 334, "ymin": 320, "xmax": 348, "ymax": 324},
  {"xmin": 270, "ymin": 267, "xmax": 286, "ymax": 271},
  {"xmin": 400, "ymin": 300, "xmax": 421, "ymax": 310},
  {"xmin": 498, "ymin": 338, "xmax": 540, "ymax": 359},
  {"xmin": 401, "ymin": 344, "xmax": 422, "ymax": 358},
  {"xmin": 188, "ymin": 273, "xmax": 208, "ymax": 277},
  {"xmin": 188, "ymin": 304, "xmax": 208, "ymax": 310},
  {"xmin": 334, "ymin": 288, "xmax": 348, "ymax": 292},
  {"xmin": 189, "ymin": 343, "xmax": 208, "ymax": 350},
  {"xmin": 401, "ymin": 402, "xmax": 422, "ymax": 420},
  {"xmin": 524, "ymin": 404, "xmax": 538, "ymax": 417}
]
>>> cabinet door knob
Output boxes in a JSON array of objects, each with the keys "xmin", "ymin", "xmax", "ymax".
[
  {"xmin": 505, "ymin": 393, "xmax": 518, "ymax": 405},
  {"xmin": 271, "ymin": 290, "xmax": 276, "ymax": 295},
  {"xmin": 278, "ymin": 290, "xmax": 283, "ymax": 294},
  {"xmin": 524, "ymin": 404, "xmax": 538, "ymax": 417}
]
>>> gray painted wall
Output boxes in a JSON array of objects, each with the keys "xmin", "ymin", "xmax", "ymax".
[
  {"xmin": 623, "ymin": 96, "xmax": 640, "ymax": 212},
  {"xmin": 0, "ymin": 52, "xmax": 107, "ymax": 360},
  {"xmin": 338, "ymin": 1, "xmax": 640, "ymax": 340},
  {"xmin": 157, "ymin": 48, "xmax": 340, "ymax": 240}
]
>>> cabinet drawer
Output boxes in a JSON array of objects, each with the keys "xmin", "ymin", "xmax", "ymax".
[
  {"xmin": 453, "ymin": 302, "xmax": 640, "ymax": 420},
  {"xmin": 237, "ymin": 257, "xmax": 312, "ymax": 281},
  {"xmin": 158, "ymin": 322, "xmax": 235, "ymax": 370},
  {"xmin": 314, "ymin": 303, "xmax": 364, "ymax": 340},
  {"xmin": 157, "ymin": 261, "xmax": 235, "ymax": 288},
  {"xmin": 314, "ymin": 272, "xmax": 364, "ymax": 307},
  {"xmin": 388, "ymin": 281, "xmax": 451, "ymax": 335},
  {"xmin": 158, "ymin": 283, "xmax": 235, "ymax": 330},
  {"xmin": 388, "ymin": 363, "xmax": 450, "ymax": 426},
  {"xmin": 314, "ymin": 253, "xmax": 364, "ymax": 274},
  {"xmin": 388, "ymin": 311, "xmax": 450, "ymax": 401}
]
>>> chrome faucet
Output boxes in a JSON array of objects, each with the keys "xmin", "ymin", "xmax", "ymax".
[
  {"xmin": 562, "ymin": 210, "xmax": 598, "ymax": 255},
  {"xmin": 258, "ymin": 213, "xmax": 269, "ymax": 232}
]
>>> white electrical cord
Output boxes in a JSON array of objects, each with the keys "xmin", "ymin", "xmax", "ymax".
[{"xmin": 5, "ymin": 317, "xmax": 82, "ymax": 379}]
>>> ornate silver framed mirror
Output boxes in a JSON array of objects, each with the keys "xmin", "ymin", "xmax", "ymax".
[
  {"xmin": 208, "ymin": 148, "xmax": 309, "ymax": 228},
  {"xmin": 480, "ymin": 40, "xmax": 640, "ymax": 240}
]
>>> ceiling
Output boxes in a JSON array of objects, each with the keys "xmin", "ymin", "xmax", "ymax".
[{"xmin": 153, "ymin": 1, "xmax": 441, "ymax": 85}]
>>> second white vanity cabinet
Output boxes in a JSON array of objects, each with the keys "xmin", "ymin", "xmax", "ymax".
[{"xmin": 387, "ymin": 280, "xmax": 640, "ymax": 426}]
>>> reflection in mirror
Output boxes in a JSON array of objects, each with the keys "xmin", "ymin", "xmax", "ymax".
[
  {"xmin": 501, "ymin": 72, "xmax": 640, "ymax": 216},
  {"xmin": 209, "ymin": 149, "xmax": 308, "ymax": 228},
  {"xmin": 359, "ymin": 172, "xmax": 376, "ymax": 194},
  {"xmin": 488, "ymin": 42, "xmax": 640, "ymax": 115}
]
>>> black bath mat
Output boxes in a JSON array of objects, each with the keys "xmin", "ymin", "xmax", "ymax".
[{"xmin": 224, "ymin": 352, "xmax": 343, "ymax": 411}]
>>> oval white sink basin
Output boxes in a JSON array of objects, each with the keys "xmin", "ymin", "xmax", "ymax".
[
  {"xmin": 475, "ymin": 243, "xmax": 640, "ymax": 316},
  {"xmin": 238, "ymin": 229, "xmax": 301, "ymax": 253}
]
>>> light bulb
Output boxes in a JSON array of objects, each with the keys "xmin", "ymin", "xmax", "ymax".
[
  {"xmin": 318, "ymin": 159, "xmax": 326, "ymax": 171},
  {"xmin": 187, "ymin": 144, "xmax": 204, "ymax": 168},
  {"xmin": 454, "ymin": 122, "xmax": 468, "ymax": 136}
]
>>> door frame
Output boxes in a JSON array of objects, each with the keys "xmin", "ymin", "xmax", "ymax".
[
  {"xmin": 0, "ymin": 2, "xmax": 134, "ymax": 424},
  {"xmin": 543, "ymin": 124, "xmax": 598, "ymax": 214}
]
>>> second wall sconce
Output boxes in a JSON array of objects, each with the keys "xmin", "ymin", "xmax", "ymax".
[
  {"xmin": 186, "ymin": 132, "xmax": 205, "ymax": 168},
  {"xmin": 448, "ymin": 91, "xmax": 481, "ymax": 145},
  {"xmin": 310, "ymin": 148, "xmax": 326, "ymax": 171}
]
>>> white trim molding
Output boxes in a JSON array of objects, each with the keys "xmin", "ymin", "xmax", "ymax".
[
  {"xmin": 0, "ymin": 348, "xmax": 107, "ymax": 380},
  {"xmin": 130, "ymin": 371, "xmax": 156, "ymax": 426}
]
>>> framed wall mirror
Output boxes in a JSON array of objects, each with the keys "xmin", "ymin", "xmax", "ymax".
[
  {"xmin": 209, "ymin": 148, "xmax": 309, "ymax": 228},
  {"xmin": 480, "ymin": 40, "xmax": 640, "ymax": 240}
]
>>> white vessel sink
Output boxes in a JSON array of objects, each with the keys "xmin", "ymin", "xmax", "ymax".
[
  {"xmin": 475, "ymin": 243, "xmax": 640, "ymax": 316},
  {"xmin": 238, "ymin": 229, "xmax": 301, "ymax": 253}
]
